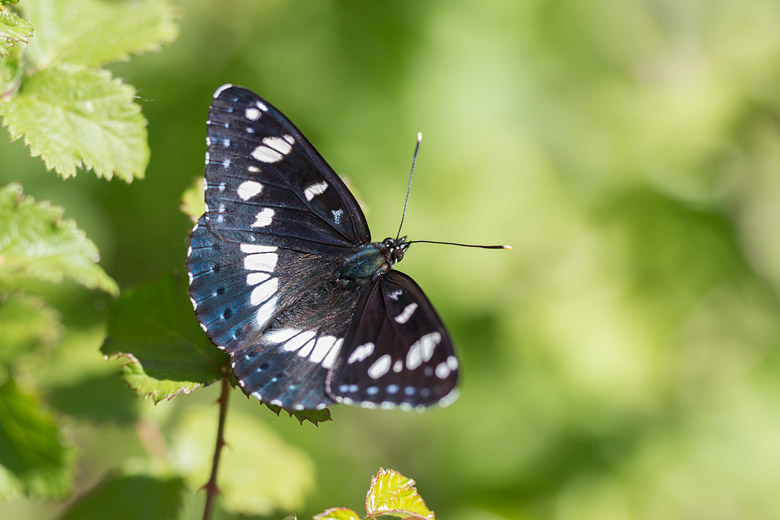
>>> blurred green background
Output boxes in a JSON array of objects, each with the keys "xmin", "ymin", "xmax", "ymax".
[{"xmin": 4, "ymin": 0, "xmax": 780, "ymax": 518}]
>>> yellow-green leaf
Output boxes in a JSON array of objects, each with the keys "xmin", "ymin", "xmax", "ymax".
[
  {"xmin": 0, "ymin": 8, "xmax": 33, "ymax": 57},
  {"xmin": 314, "ymin": 507, "xmax": 363, "ymax": 520},
  {"xmin": 0, "ymin": 65, "xmax": 148, "ymax": 180},
  {"xmin": 0, "ymin": 183, "xmax": 118, "ymax": 294},
  {"xmin": 365, "ymin": 468, "xmax": 434, "ymax": 520}
]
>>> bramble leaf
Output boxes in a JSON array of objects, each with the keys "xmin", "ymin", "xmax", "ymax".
[
  {"xmin": 59, "ymin": 474, "xmax": 186, "ymax": 520},
  {"xmin": 0, "ymin": 8, "xmax": 32, "ymax": 57},
  {"xmin": 0, "ymin": 66, "xmax": 148, "ymax": 180},
  {"xmin": 180, "ymin": 176, "xmax": 205, "ymax": 223},
  {"xmin": 365, "ymin": 468, "xmax": 434, "ymax": 520},
  {"xmin": 19, "ymin": 0, "xmax": 178, "ymax": 69},
  {"xmin": 0, "ymin": 377, "xmax": 75, "ymax": 499},
  {"xmin": 0, "ymin": 183, "xmax": 118, "ymax": 294},
  {"xmin": 314, "ymin": 508, "xmax": 362, "ymax": 520},
  {"xmin": 171, "ymin": 408, "xmax": 316, "ymax": 516},
  {"xmin": 101, "ymin": 273, "xmax": 227, "ymax": 402},
  {"xmin": 0, "ymin": 291, "xmax": 61, "ymax": 364}
]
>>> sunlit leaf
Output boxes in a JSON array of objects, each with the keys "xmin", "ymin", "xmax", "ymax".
[
  {"xmin": 0, "ymin": 183, "xmax": 118, "ymax": 294},
  {"xmin": 0, "ymin": 377, "xmax": 74, "ymax": 499},
  {"xmin": 0, "ymin": 291, "xmax": 61, "ymax": 364},
  {"xmin": 102, "ymin": 273, "xmax": 227, "ymax": 401},
  {"xmin": 19, "ymin": 0, "xmax": 178, "ymax": 68},
  {"xmin": 314, "ymin": 507, "xmax": 362, "ymax": 520},
  {"xmin": 170, "ymin": 408, "xmax": 316, "ymax": 516},
  {"xmin": 0, "ymin": 8, "xmax": 32, "ymax": 57},
  {"xmin": 365, "ymin": 468, "xmax": 434, "ymax": 520},
  {"xmin": 180, "ymin": 176, "xmax": 205, "ymax": 223},
  {"xmin": 0, "ymin": 66, "xmax": 148, "ymax": 180},
  {"xmin": 59, "ymin": 473, "xmax": 186, "ymax": 520}
]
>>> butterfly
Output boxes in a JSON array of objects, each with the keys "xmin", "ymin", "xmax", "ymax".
[{"xmin": 187, "ymin": 84, "xmax": 462, "ymax": 411}]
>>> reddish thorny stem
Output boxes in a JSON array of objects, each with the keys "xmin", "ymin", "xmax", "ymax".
[{"xmin": 202, "ymin": 367, "xmax": 231, "ymax": 520}]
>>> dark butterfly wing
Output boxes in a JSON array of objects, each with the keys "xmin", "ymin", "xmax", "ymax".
[
  {"xmin": 204, "ymin": 84, "xmax": 370, "ymax": 254},
  {"xmin": 188, "ymin": 84, "xmax": 374, "ymax": 410},
  {"xmin": 326, "ymin": 270, "xmax": 459, "ymax": 409}
]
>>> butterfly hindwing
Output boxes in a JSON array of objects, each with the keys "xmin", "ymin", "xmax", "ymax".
[
  {"xmin": 327, "ymin": 270, "xmax": 459, "ymax": 409},
  {"xmin": 204, "ymin": 85, "xmax": 370, "ymax": 254}
]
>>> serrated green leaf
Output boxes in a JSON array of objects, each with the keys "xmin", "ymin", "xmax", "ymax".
[
  {"xmin": 101, "ymin": 273, "xmax": 227, "ymax": 401},
  {"xmin": 314, "ymin": 507, "xmax": 362, "ymax": 520},
  {"xmin": 116, "ymin": 357, "xmax": 203, "ymax": 403},
  {"xmin": 180, "ymin": 176, "xmax": 205, "ymax": 223},
  {"xmin": 0, "ymin": 377, "xmax": 75, "ymax": 499},
  {"xmin": 365, "ymin": 468, "xmax": 434, "ymax": 520},
  {"xmin": 0, "ymin": 66, "xmax": 148, "ymax": 180},
  {"xmin": 0, "ymin": 37, "xmax": 23, "ymax": 94},
  {"xmin": 0, "ymin": 291, "xmax": 61, "ymax": 364},
  {"xmin": 1, "ymin": 1, "xmax": 20, "ymax": 6},
  {"xmin": 0, "ymin": 183, "xmax": 119, "ymax": 294},
  {"xmin": 20, "ymin": 0, "xmax": 178, "ymax": 69},
  {"xmin": 171, "ymin": 408, "xmax": 316, "ymax": 516},
  {"xmin": 59, "ymin": 473, "xmax": 186, "ymax": 520},
  {"xmin": 0, "ymin": 8, "xmax": 33, "ymax": 57}
]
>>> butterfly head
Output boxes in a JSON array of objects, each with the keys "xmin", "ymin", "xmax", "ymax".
[{"xmin": 382, "ymin": 236, "xmax": 409, "ymax": 267}]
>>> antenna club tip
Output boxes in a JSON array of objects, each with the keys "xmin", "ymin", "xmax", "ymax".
[
  {"xmin": 503, "ymin": 245, "xmax": 512, "ymax": 250},
  {"xmin": 417, "ymin": 131, "xmax": 423, "ymax": 141}
]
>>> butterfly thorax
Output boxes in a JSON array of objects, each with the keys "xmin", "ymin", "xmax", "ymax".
[{"xmin": 340, "ymin": 237, "xmax": 409, "ymax": 280}]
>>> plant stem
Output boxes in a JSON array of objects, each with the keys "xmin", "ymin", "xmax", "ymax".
[{"xmin": 203, "ymin": 367, "xmax": 231, "ymax": 520}]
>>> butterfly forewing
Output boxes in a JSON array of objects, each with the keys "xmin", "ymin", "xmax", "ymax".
[
  {"xmin": 327, "ymin": 270, "xmax": 459, "ymax": 409},
  {"xmin": 204, "ymin": 85, "xmax": 370, "ymax": 254}
]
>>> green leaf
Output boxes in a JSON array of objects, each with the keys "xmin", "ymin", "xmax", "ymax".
[
  {"xmin": 101, "ymin": 273, "xmax": 227, "ymax": 402},
  {"xmin": 0, "ymin": 291, "xmax": 61, "ymax": 364},
  {"xmin": 20, "ymin": 0, "xmax": 178, "ymax": 69},
  {"xmin": 365, "ymin": 468, "xmax": 434, "ymax": 520},
  {"xmin": 0, "ymin": 65, "xmax": 149, "ymax": 180},
  {"xmin": 59, "ymin": 473, "xmax": 186, "ymax": 520},
  {"xmin": 180, "ymin": 176, "xmax": 205, "ymax": 223},
  {"xmin": 1, "ymin": 1, "xmax": 20, "ymax": 6},
  {"xmin": 314, "ymin": 508, "xmax": 363, "ymax": 520},
  {"xmin": 0, "ymin": 183, "xmax": 118, "ymax": 294},
  {"xmin": 0, "ymin": 377, "xmax": 75, "ymax": 499},
  {"xmin": 171, "ymin": 408, "xmax": 316, "ymax": 516},
  {"xmin": 0, "ymin": 8, "xmax": 33, "ymax": 57},
  {"xmin": 0, "ymin": 36, "xmax": 23, "ymax": 94}
]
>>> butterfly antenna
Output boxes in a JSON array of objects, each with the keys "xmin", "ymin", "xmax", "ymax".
[
  {"xmin": 396, "ymin": 132, "xmax": 423, "ymax": 241},
  {"xmin": 408, "ymin": 240, "xmax": 511, "ymax": 250}
]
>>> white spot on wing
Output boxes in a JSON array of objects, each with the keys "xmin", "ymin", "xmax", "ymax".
[
  {"xmin": 213, "ymin": 84, "xmax": 233, "ymax": 98},
  {"xmin": 243, "ymin": 252, "xmax": 278, "ymax": 272},
  {"xmin": 245, "ymin": 107, "xmax": 261, "ymax": 121},
  {"xmin": 251, "ymin": 145, "xmax": 283, "ymax": 163},
  {"xmin": 304, "ymin": 181, "xmax": 328, "ymax": 201},
  {"xmin": 246, "ymin": 272, "xmax": 271, "ymax": 285},
  {"xmin": 368, "ymin": 354, "xmax": 392, "ymax": 379},
  {"xmin": 332, "ymin": 209, "xmax": 343, "ymax": 225},
  {"xmin": 263, "ymin": 136, "xmax": 293, "ymax": 155},
  {"xmin": 237, "ymin": 180, "xmax": 263, "ymax": 200},
  {"xmin": 255, "ymin": 296, "xmax": 278, "ymax": 328},
  {"xmin": 435, "ymin": 362, "xmax": 451, "ymax": 379},
  {"xmin": 308, "ymin": 335, "xmax": 337, "ymax": 364},
  {"xmin": 283, "ymin": 134, "xmax": 295, "ymax": 144},
  {"xmin": 388, "ymin": 290, "xmax": 403, "ymax": 300},
  {"xmin": 256, "ymin": 100, "xmax": 268, "ymax": 111},
  {"xmin": 322, "ymin": 338, "xmax": 343, "ymax": 369},
  {"xmin": 240, "ymin": 244, "xmax": 276, "ymax": 254},
  {"xmin": 394, "ymin": 303, "xmax": 418, "ymax": 324},
  {"xmin": 406, "ymin": 332, "xmax": 441, "ymax": 370},
  {"xmin": 347, "ymin": 342, "xmax": 375, "ymax": 364},
  {"xmin": 393, "ymin": 359, "xmax": 403, "ymax": 372},
  {"xmin": 250, "ymin": 278, "xmax": 278, "ymax": 305},
  {"xmin": 251, "ymin": 208, "xmax": 275, "ymax": 227},
  {"xmin": 265, "ymin": 328, "xmax": 301, "ymax": 344},
  {"xmin": 248, "ymin": 165, "xmax": 260, "ymax": 173},
  {"xmin": 282, "ymin": 330, "xmax": 317, "ymax": 352}
]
